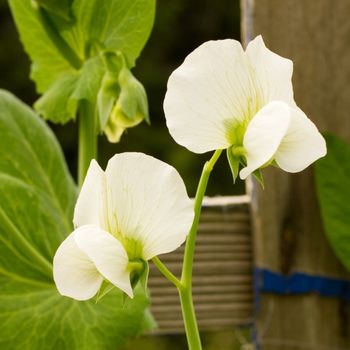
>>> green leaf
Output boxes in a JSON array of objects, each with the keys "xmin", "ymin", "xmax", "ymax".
[
  {"xmin": 8, "ymin": 0, "xmax": 76, "ymax": 92},
  {"xmin": 35, "ymin": 0, "xmax": 74, "ymax": 22},
  {"xmin": 0, "ymin": 91, "xmax": 152, "ymax": 349},
  {"xmin": 34, "ymin": 73, "xmax": 79, "ymax": 123},
  {"xmin": 70, "ymin": 56, "xmax": 105, "ymax": 103},
  {"xmin": 9, "ymin": 0, "xmax": 155, "ymax": 89},
  {"xmin": 10, "ymin": 0, "xmax": 155, "ymax": 126},
  {"xmin": 74, "ymin": 0, "xmax": 156, "ymax": 67},
  {"xmin": 34, "ymin": 57, "xmax": 105, "ymax": 123},
  {"xmin": 315, "ymin": 134, "xmax": 350, "ymax": 271}
]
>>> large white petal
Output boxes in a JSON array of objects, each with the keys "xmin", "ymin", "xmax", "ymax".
[
  {"xmin": 275, "ymin": 107, "xmax": 327, "ymax": 172},
  {"xmin": 105, "ymin": 153, "xmax": 194, "ymax": 260},
  {"xmin": 73, "ymin": 160, "xmax": 108, "ymax": 230},
  {"xmin": 246, "ymin": 35, "xmax": 295, "ymax": 108},
  {"xmin": 53, "ymin": 231, "xmax": 103, "ymax": 301},
  {"xmin": 164, "ymin": 39, "xmax": 254, "ymax": 153},
  {"xmin": 240, "ymin": 101, "xmax": 291, "ymax": 179},
  {"xmin": 74, "ymin": 225, "xmax": 133, "ymax": 298}
]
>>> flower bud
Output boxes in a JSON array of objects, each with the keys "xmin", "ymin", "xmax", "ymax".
[{"xmin": 103, "ymin": 67, "xmax": 149, "ymax": 143}]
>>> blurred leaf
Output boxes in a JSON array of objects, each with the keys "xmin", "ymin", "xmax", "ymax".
[
  {"xmin": 9, "ymin": 0, "xmax": 155, "ymax": 126},
  {"xmin": 35, "ymin": 0, "xmax": 73, "ymax": 21},
  {"xmin": 315, "ymin": 134, "xmax": 350, "ymax": 271},
  {"xmin": 35, "ymin": 56, "xmax": 104, "ymax": 123},
  {"xmin": 71, "ymin": 56, "xmax": 105, "ymax": 103},
  {"xmin": 34, "ymin": 73, "xmax": 78, "ymax": 123},
  {"xmin": 0, "ymin": 90, "xmax": 152, "ymax": 349},
  {"xmin": 8, "ymin": 0, "xmax": 75, "ymax": 92},
  {"xmin": 73, "ymin": 0, "xmax": 156, "ymax": 67}
]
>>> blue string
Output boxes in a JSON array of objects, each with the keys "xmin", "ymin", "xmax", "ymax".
[
  {"xmin": 252, "ymin": 268, "xmax": 350, "ymax": 349},
  {"xmin": 254, "ymin": 268, "xmax": 350, "ymax": 300}
]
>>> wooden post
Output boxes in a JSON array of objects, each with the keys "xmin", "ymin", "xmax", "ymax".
[{"xmin": 241, "ymin": 1, "xmax": 350, "ymax": 349}]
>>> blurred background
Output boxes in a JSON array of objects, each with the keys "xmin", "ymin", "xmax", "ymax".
[
  {"xmin": 0, "ymin": 0, "xmax": 244, "ymax": 198},
  {"xmin": 0, "ymin": 0, "xmax": 250, "ymax": 349}
]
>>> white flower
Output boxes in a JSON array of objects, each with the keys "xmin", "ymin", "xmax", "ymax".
[
  {"xmin": 53, "ymin": 153, "xmax": 194, "ymax": 301},
  {"xmin": 164, "ymin": 36, "xmax": 326, "ymax": 179}
]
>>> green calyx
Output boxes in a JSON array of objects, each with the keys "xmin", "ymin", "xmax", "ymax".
[
  {"xmin": 231, "ymin": 146, "xmax": 246, "ymax": 158},
  {"xmin": 98, "ymin": 51, "xmax": 150, "ymax": 143},
  {"xmin": 117, "ymin": 235, "xmax": 144, "ymax": 261},
  {"xmin": 227, "ymin": 144, "xmax": 246, "ymax": 184},
  {"xmin": 128, "ymin": 259, "xmax": 149, "ymax": 297},
  {"xmin": 127, "ymin": 259, "xmax": 144, "ymax": 275}
]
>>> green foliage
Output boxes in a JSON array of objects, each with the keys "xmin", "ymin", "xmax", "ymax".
[
  {"xmin": 35, "ymin": 0, "xmax": 74, "ymax": 22},
  {"xmin": 9, "ymin": 0, "xmax": 155, "ymax": 128},
  {"xmin": 0, "ymin": 91, "xmax": 151, "ymax": 349},
  {"xmin": 315, "ymin": 134, "xmax": 350, "ymax": 271},
  {"xmin": 34, "ymin": 73, "xmax": 79, "ymax": 123}
]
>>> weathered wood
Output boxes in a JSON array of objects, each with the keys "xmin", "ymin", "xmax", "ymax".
[
  {"xmin": 148, "ymin": 196, "xmax": 254, "ymax": 334},
  {"xmin": 241, "ymin": 0, "xmax": 350, "ymax": 349}
]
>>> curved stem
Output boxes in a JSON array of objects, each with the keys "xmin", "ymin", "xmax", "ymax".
[
  {"xmin": 182, "ymin": 149, "xmax": 222, "ymax": 283},
  {"xmin": 152, "ymin": 257, "xmax": 182, "ymax": 290},
  {"xmin": 78, "ymin": 101, "xmax": 97, "ymax": 187},
  {"xmin": 179, "ymin": 149, "xmax": 222, "ymax": 350}
]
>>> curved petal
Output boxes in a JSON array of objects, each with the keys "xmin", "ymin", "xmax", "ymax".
[
  {"xmin": 164, "ymin": 39, "xmax": 253, "ymax": 153},
  {"xmin": 275, "ymin": 107, "xmax": 327, "ymax": 172},
  {"xmin": 240, "ymin": 101, "xmax": 291, "ymax": 179},
  {"xmin": 73, "ymin": 160, "xmax": 108, "ymax": 230},
  {"xmin": 246, "ymin": 35, "xmax": 295, "ymax": 107},
  {"xmin": 74, "ymin": 226, "xmax": 133, "ymax": 298},
  {"xmin": 105, "ymin": 153, "xmax": 194, "ymax": 260},
  {"xmin": 53, "ymin": 231, "xmax": 103, "ymax": 301}
]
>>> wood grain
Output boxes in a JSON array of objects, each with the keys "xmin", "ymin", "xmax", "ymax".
[{"xmin": 241, "ymin": 0, "xmax": 350, "ymax": 348}]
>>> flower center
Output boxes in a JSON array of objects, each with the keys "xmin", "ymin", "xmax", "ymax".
[{"xmin": 119, "ymin": 235, "xmax": 144, "ymax": 261}]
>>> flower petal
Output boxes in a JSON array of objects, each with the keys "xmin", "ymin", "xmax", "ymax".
[
  {"xmin": 105, "ymin": 153, "xmax": 194, "ymax": 260},
  {"xmin": 275, "ymin": 107, "xmax": 327, "ymax": 172},
  {"xmin": 246, "ymin": 35, "xmax": 295, "ymax": 107},
  {"xmin": 164, "ymin": 39, "xmax": 253, "ymax": 153},
  {"xmin": 53, "ymin": 231, "xmax": 103, "ymax": 301},
  {"xmin": 73, "ymin": 160, "xmax": 108, "ymax": 230},
  {"xmin": 240, "ymin": 101, "xmax": 291, "ymax": 179},
  {"xmin": 74, "ymin": 225, "xmax": 133, "ymax": 298}
]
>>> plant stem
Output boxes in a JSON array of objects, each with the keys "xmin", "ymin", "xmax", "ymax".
[
  {"xmin": 78, "ymin": 101, "xmax": 97, "ymax": 187},
  {"xmin": 179, "ymin": 149, "xmax": 222, "ymax": 350},
  {"xmin": 152, "ymin": 257, "xmax": 182, "ymax": 290}
]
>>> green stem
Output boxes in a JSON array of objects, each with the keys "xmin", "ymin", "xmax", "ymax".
[
  {"xmin": 179, "ymin": 287, "xmax": 201, "ymax": 350},
  {"xmin": 33, "ymin": 4, "xmax": 82, "ymax": 69},
  {"xmin": 179, "ymin": 149, "xmax": 222, "ymax": 350},
  {"xmin": 78, "ymin": 101, "xmax": 97, "ymax": 187},
  {"xmin": 182, "ymin": 149, "xmax": 222, "ymax": 282},
  {"xmin": 152, "ymin": 257, "xmax": 182, "ymax": 290}
]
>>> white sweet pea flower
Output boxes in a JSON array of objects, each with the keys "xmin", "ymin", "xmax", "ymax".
[
  {"xmin": 53, "ymin": 153, "xmax": 194, "ymax": 301},
  {"xmin": 164, "ymin": 36, "xmax": 326, "ymax": 179}
]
